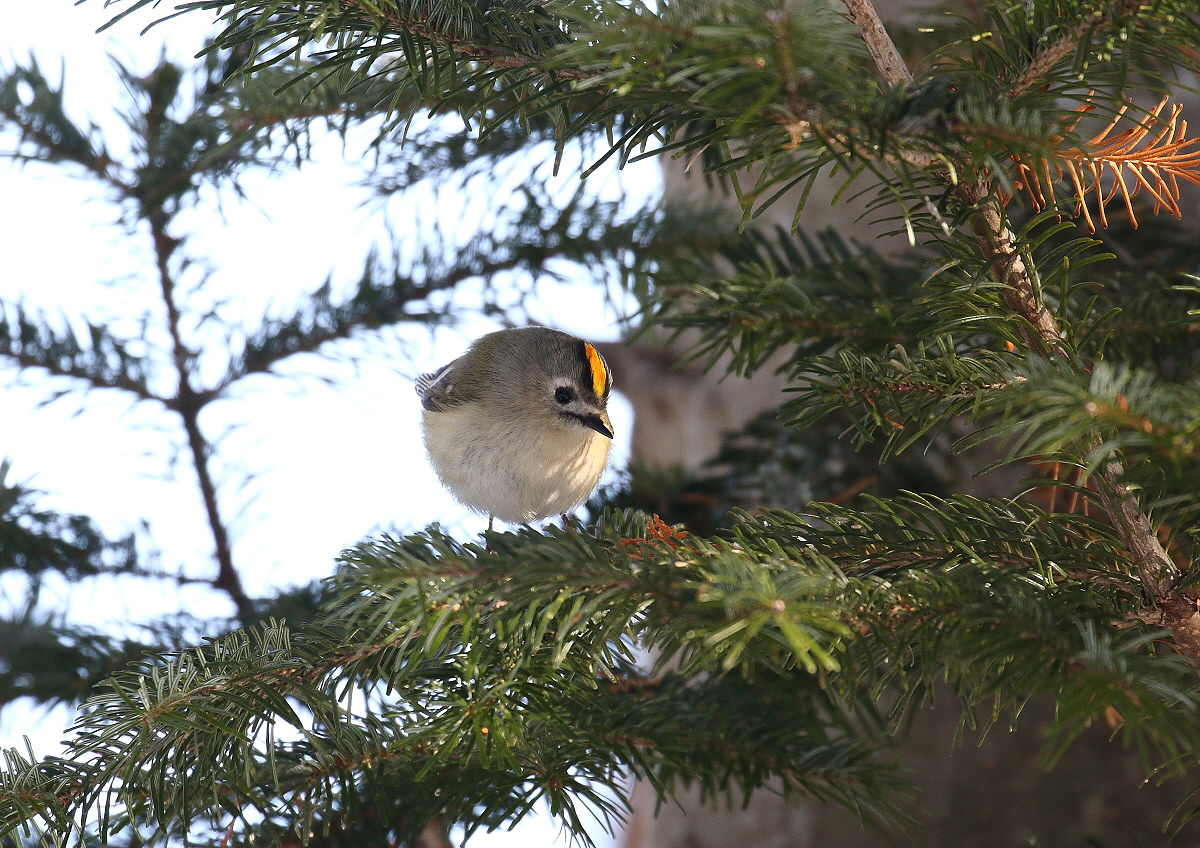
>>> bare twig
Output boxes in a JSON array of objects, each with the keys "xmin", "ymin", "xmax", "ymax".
[
  {"xmin": 840, "ymin": 0, "xmax": 913, "ymax": 88},
  {"xmin": 148, "ymin": 209, "xmax": 253, "ymax": 619}
]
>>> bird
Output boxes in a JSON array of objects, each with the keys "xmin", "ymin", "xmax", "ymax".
[{"xmin": 416, "ymin": 327, "xmax": 614, "ymax": 527}]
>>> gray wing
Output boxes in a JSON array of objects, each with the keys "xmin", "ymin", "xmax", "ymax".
[{"xmin": 415, "ymin": 356, "xmax": 469, "ymax": 412}]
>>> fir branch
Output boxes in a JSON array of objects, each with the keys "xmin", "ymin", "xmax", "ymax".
[
  {"xmin": 0, "ymin": 509, "xmax": 908, "ymax": 843},
  {"xmin": 0, "ymin": 303, "xmax": 161, "ymax": 403},
  {"xmin": 649, "ymin": 227, "xmax": 931, "ymax": 379},
  {"xmin": 0, "ymin": 461, "xmax": 138, "ymax": 583},
  {"xmin": 365, "ymin": 1, "xmax": 589, "ymax": 81},
  {"xmin": 960, "ymin": 146, "xmax": 1178, "ymax": 639},
  {"xmin": 186, "ymin": 0, "xmax": 588, "ymax": 83},
  {"xmin": 779, "ymin": 343, "xmax": 1023, "ymax": 458},
  {"xmin": 736, "ymin": 500, "xmax": 1200, "ymax": 756},
  {"xmin": 1017, "ymin": 98, "xmax": 1200, "ymax": 231},
  {"xmin": 5, "ymin": 510, "xmax": 1198, "ymax": 842},
  {"xmin": 982, "ymin": 359, "xmax": 1199, "ymax": 634},
  {"xmin": 1007, "ymin": 0, "xmax": 1151, "ymax": 99},
  {"xmin": 0, "ymin": 61, "xmax": 117, "ymax": 184},
  {"xmin": 839, "ymin": 0, "xmax": 912, "ymax": 88},
  {"xmin": 136, "ymin": 0, "xmax": 874, "ymax": 223},
  {"xmin": 743, "ymin": 495, "xmax": 1131, "ymax": 580},
  {"xmin": 828, "ymin": 0, "xmax": 1186, "ymax": 652},
  {"xmin": 0, "ymin": 616, "xmax": 153, "ymax": 710},
  {"xmin": 960, "ymin": 186, "xmax": 1186, "ymax": 638},
  {"xmin": 991, "ymin": 360, "xmax": 1200, "ymax": 470}
]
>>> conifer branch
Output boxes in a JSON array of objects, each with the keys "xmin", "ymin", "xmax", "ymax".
[
  {"xmin": 966, "ymin": 192, "xmax": 1067, "ymax": 354},
  {"xmin": 147, "ymin": 209, "xmax": 251, "ymax": 619},
  {"xmin": 959, "ymin": 186, "xmax": 1183, "ymax": 641},
  {"xmin": 924, "ymin": 25, "xmax": 1191, "ymax": 654},
  {"xmin": 1008, "ymin": 0, "xmax": 1151, "ymax": 99},
  {"xmin": 1017, "ymin": 98, "xmax": 1200, "ymax": 231},
  {"xmin": 957, "ymin": 203, "xmax": 1186, "ymax": 658},
  {"xmin": 0, "ymin": 333, "xmax": 162, "ymax": 404},
  {"xmin": 840, "ymin": 0, "xmax": 912, "ymax": 88},
  {"xmin": 0, "ymin": 62, "xmax": 125, "ymax": 189},
  {"xmin": 0, "ymin": 463, "xmax": 139, "ymax": 582},
  {"xmin": 870, "ymin": 0, "xmax": 1199, "ymax": 646},
  {"xmin": 335, "ymin": 0, "xmax": 592, "ymax": 82},
  {"xmin": 835, "ymin": 3, "xmax": 1069, "ymax": 358},
  {"xmin": 380, "ymin": 10, "xmax": 588, "ymax": 81}
]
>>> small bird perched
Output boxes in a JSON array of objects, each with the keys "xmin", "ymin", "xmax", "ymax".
[{"xmin": 416, "ymin": 327, "xmax": 614, "ymax": 525}]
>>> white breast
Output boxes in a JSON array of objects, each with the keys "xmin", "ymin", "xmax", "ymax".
[{"xmin": 422, "ymin": 407, "xmax": 611, "ymax": 523}]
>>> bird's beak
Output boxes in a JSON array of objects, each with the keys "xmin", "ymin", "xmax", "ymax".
[{"xmin": 583, "ymin": 413, "xmax": 614, "ymax": 439}]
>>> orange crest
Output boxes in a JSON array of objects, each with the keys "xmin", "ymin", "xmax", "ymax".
[{"xmin": 584, "ymin": 343, "xmax": 609, "ymax": 398}]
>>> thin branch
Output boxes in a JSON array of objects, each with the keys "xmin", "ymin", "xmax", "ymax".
[
  {"xmin": 1008, "ymin": 0, "xmax": 1152, "ymax": 99},
  {"xmin": 957, "ymin": 186, "xmax": 1186, "ymax": 666},
  {"xmin": 894, "ymin": 0, "xmax": 1193, "ymax": 651},
  {"xmin": 359, "ymin": 2, "xmax": 594, "ymax": 82},
  {"xmin": 957, "ymin": 185, "xmax": 1181, "ymax": 614},
  {"xmin": 1017, "ymin": 98, "xmax": 1200, "ymax": 231},
  {"xmin": 966, "ymin": 191, "xmax": 1067, "ymax": 355},
  {"xmin": 147, "ymin": 210, "xmax": 252, "ymax": 619},
  {"xmin": 0, "ymin": 99, "xmax": 129, "ymax": 194},
  {"xmin": 839, "ymin": 0, "xmax": 913, "ymax": 88},
  {"xmin": 0, "ymin": 348, "xmax": 163, "ymax": 404}
]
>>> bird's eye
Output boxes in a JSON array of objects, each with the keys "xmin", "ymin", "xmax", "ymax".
[{"xmin": 555, "ymin": 386, "xmax": 575, "ymax": 404}]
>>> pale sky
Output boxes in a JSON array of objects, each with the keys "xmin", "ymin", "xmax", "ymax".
[{"xmin": 0, "ymin": 2, "xmax": 651, "ymax": 844}]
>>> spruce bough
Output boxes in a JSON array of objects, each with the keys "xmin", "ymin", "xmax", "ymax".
[{"xmin": 3, "ymin": 0, "xmax": 1200, "ymax": 843}]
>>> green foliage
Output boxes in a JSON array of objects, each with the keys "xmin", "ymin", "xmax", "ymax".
[
  {"xmin": 4, "ymin": 0, "xmax": 1200, "ymax": 844},
  {"xmin": 649, "ymin": 228, "xmax": 932, "ymax": 377},
  {"xmin": 0, "ymin": 516, "xmax": 909, "ymax": 845},
  {"xmin": 0, "ymin": 463, "xmax": 136, "ymax": 583},
  {"xmin": 0, "ymin": 59, "xmax": 103, "ymax": 166},
  {"xmin": 0, "ymin": 27, "xmax": 673, "ymax": 842},
  {"xmin": 0, "ymin": 463, "xmax": 150, "ymax": 710},
  {"xmin": 984, "ymin": 358, "xmax": 1200, "ymax": 534},
  {"xmin": 89, "ymin": 0, "xmax": 1200, "ymax": 230},
  {"xmin": 7, "ymin": 503, "xmax": 1200, "ymax": 844}
]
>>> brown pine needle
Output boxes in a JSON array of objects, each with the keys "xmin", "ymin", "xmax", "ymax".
[{"xmin": 1015, "ymin": 97, "xmax": 1200, "ymax": 231}]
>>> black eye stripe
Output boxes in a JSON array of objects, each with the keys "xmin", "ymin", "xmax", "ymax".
[{"xmin": 578, "ymin": 339, "xmax": 609, "ymax": 400}]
